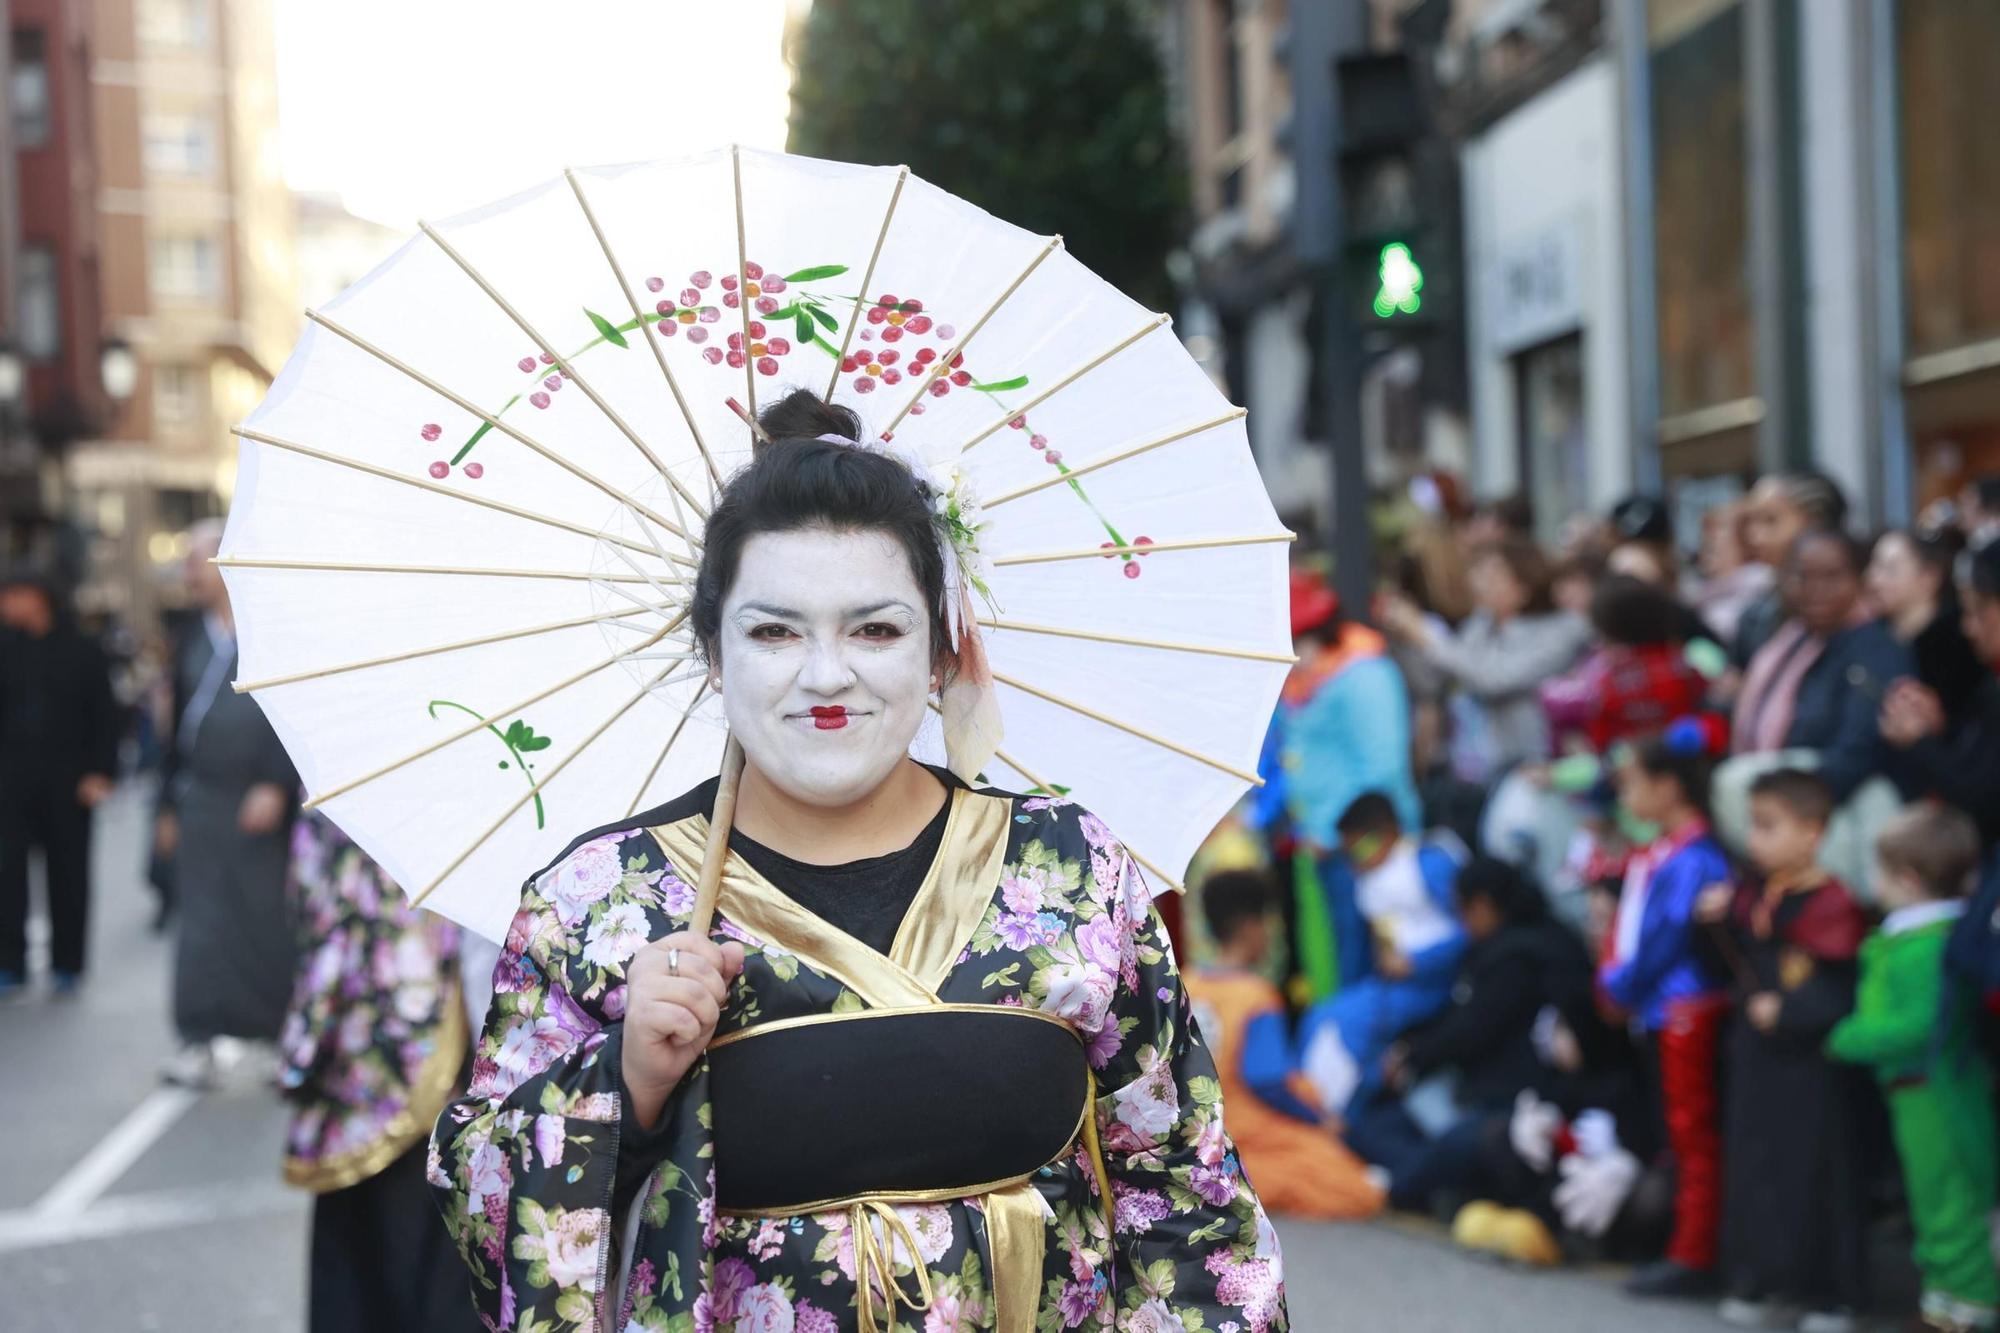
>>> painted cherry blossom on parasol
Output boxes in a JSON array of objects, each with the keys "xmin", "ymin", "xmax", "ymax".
[{"xmin": 221, "ymin": 146, "xmax": 1293, "ymax": 943}]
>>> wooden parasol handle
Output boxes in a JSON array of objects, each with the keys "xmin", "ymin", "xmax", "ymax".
[{"xmin": 689, "ymin": 735, "xmax": 746, "ymax": 936}]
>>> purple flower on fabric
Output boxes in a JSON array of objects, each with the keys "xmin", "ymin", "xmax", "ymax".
[
  {"xmin": 533, "ymin": 1113, "xmax": 565, "ymax": 1169},
  {"xmin": 710, "ymin": 1257, "xmax": 755, "ymax": 1323},
  {"xmin": 995, "ymin": 912, "xmax": 1046, "ymax": 951},
  {"xmin": 1085, "ymin": 1021, "xmax": 1123, "ymax": 1069},
  {"xmin": 1112, "ymin": 1183, "xmax": 1172, "ymax": 1235},
  {"xmin": 1190, "ymin": 1162, "xmax": 1238, "ymax": 1208},
  {"xmin": 602, "ymin": 984, "xmax": 628, "ymax": 1020},
  {"xmin": 1077, "ymin": 810, "xmax": 1116, "ymax": 852},
  {"xmin": 795, "ymin": 1301, "xmax": 839, "ymax": 1333},
  {"xmin": 1058, "ymin": 1280, "xmax": 1099, "ymax": 1327}
]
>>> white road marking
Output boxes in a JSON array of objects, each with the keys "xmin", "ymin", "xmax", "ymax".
[
  {"xmin": 0, "ymin": 1179, "xmax": 298, "ymax": 1254},
  {"xmin": 30, "ymin": 1087, "xmax": 200, "ymax": 1218}
]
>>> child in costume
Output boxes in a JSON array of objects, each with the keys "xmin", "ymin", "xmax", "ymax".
[
  {"xmin": 1829, "ymin": 805, "xmax": 1999, "ymax": 1333},
  {"xmin": 1697, "ymin": 769, "xmax": 1869, "ymax": 1329},
  {"xmin": 1185, "ymin": 870, "xmax": 1385, "ymax": 1221},
  {"xmin": 1296, "ymin": 792, "xmax": 1466, "ymax": 1117},
  {"xmin": 1599, "ymin": 733, "xmax": 1731, "ymax": 1299}
]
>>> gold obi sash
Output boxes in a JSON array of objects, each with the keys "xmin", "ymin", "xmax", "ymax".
[{"xmin": 650, "ymin": 788, "xmax": 1116, "ymax": 1333}]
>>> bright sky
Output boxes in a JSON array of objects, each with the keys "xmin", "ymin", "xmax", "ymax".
[{"xmin": 274, "ymin": 0, "xmax": 796, "ymax": 228}]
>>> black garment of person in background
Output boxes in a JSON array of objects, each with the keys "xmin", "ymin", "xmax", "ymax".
[
  {"xmin": 310, "ymin": 1140, "xmax": 485, "ymax": 1333},
  {"xmin": 608, "ymin": 774, "xmax": 954, "ymax": 1220},
  {"xmin": 1400, "ymin": 916, "xmax": 1597, "ymax": 1111},
  {"xmin": 0, "ymin": 612, "xmax": 122, "ymax": 979},
  {"xmin": 1713, "ymin": 880, "xmax": 1870, "ymax": 1315},
  {"xmin": 1890, "ymin": 672, "xmax": 2000, "ymax": 849},
  {"xmin": 1908, "ymin": 597, "xmax": 1986, "ymax": 724}
]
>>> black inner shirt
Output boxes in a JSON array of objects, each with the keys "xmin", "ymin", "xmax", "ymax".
[{"xmin": 728, "ymin": 787, "xmax": 951, "ymax": 954}]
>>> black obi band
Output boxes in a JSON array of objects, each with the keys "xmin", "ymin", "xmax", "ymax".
[{"xmin": 707, "ymin": 1005, "xmax": 1090, "ymax": 1215}]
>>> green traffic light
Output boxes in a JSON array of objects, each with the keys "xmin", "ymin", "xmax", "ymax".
[{"xmin": 1373, "ymin": 242, "xmax": 1423, "ymax": 318}]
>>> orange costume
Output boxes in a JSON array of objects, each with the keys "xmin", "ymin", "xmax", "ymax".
[{"xmin": 1187, "ymin": 967, "xmax": 1385, "ymax": 1220}]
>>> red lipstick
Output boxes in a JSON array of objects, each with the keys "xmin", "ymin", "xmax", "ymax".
[{"xmin": 809, "ymin": 706, "xmax": 849, "ymax": 731}]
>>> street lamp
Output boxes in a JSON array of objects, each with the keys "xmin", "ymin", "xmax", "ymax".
[{"xmin": 99, "ymin": 336, "xmax": 138, "ymax": 407}]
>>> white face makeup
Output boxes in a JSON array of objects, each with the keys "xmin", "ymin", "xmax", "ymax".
[{"xmin": 714, "ymin": 527, "xmax": 935, "ymax": 809}]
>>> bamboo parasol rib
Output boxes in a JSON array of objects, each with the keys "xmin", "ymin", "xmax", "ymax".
[
  {"xmin": 689, "ymin": 736, "xmax": 747, "ymax": 936},
  {"xmin": 989, "ymin": 670, "xmax": 1262, "ymax": 785},
  {"xmin": 989, "ymin": 743, "xmax": 1184, "ymax": 893},
  {"xmin": 982, "ymin": 408, "xmax": 1250, "ymax": 508},
  {"xmin": 564, "ymin": 168, "xmax": 723, "ymax": 494},
  {"xmin": 975, "ymin": 616, "xmax": 1296, "ymax": 665},
  {"xmin": 882, "ymin": 235, "xmax": 1064, "ymax": 435},
  {"xmin": 957, "ymin": 315, "xmax": 1172, "ymax": 455},
  {"xmin": 233, "ymin": 600, "xmax": 677, "ymax": 694},
  {"xmin": 306, "ymin": 310, "xmax": 691, "ymax": 543},
  {"xmin": 730, "ymin": 147, "xmax": 757, "ymax": 422},
  {"xmin": 215, "ymin": 556, "xmax": 682, "ymax": 581},
  {"xmin": 992, "ymin": 532, "xmax": 1295, "ymax": 567},
  {"xmin": 303, "ymin": 617, "xmax": 681, "ymax": 811},
  {"xmin": 232, "ymin": 427, "xmax": 684, "ymax": 562},
  {"xmin": 413, "ymin": 661, "xmax": 700, "ymax": 904},
  {"xmin": 418, "ymin": 221, "xmax": 713, "ymax": 524},
  {"xmin": 825, "ymin": 167, "xmax": 909, "ymax": 401},
  {"xmin": 625, "ymin": 680, "xmax": 711, "ymax": 818}
]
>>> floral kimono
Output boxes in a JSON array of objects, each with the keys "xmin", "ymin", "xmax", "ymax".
[
  {"xmin": 280, "ymin": 808, "xmax": 482, "ymax": 1333},
  {"xmin": 428, "ymin": 778, "xmax": 1288, "ymax": 1333}
]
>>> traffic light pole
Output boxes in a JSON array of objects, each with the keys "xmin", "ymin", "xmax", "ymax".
[{"xmin": 1321, "ymin": 267, "xmax": 1375, "ymax": 624}]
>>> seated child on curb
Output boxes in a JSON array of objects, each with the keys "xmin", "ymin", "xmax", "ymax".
[
  {"xmin": 1600, "ymin": 734, "xmax": 1731, "ymax": 1300},
  {"xmin": 1297, "ymin": 792, "xmax": 1466, "ymax": 1117},
  {"xmin": 1696, "ymin": 768, "xmax": 1869, "ymax": 1328},
  {"xmin": 1185, "ymin": 870, "xmax": 1385, "ymax": 1221},
  {"xmin": 1828, "ymin": 806, "xmax": 1999, "ymax": 1333}
]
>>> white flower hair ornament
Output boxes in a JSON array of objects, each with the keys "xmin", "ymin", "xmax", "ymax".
[{"xmin": 819, "ymin": 433, "xmax": 1004, "ymax": 782}]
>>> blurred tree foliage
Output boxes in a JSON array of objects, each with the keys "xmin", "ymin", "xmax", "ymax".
[{"xmin": 788, "ymin": 0, "xmax": 1182, "ymax": 311}]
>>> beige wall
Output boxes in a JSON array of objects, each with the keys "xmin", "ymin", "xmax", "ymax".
[{"xmin": 81, "ymin": 0, "xmax": 299, "ymax": 623}]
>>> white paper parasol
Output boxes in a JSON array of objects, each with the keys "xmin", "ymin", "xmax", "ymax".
[{"xmin": 223, "ymin": 147, "xmax": 1294, "ymax": 942}]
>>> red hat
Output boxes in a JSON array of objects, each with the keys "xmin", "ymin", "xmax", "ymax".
[{"xmin": 1290, "ymin": 569, "xmax": 1340, "ymax": 637}]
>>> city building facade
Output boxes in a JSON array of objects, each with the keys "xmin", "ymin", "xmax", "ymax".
[{"xmin": 78, "ymin": 0, "xmax": 296, "ymax": 626}]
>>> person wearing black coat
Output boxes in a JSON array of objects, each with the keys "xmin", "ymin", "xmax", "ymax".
[
  {"xmin": 0, "ymin": 572, "xmax": 121, "ymax": 994},
  {"xmin": 1352, "ymin": 857, "xmax": 1597, "ymax": 1213},
  {"xmin": 1882, "ymin": 540, "xmax": 2000, "ymax": 848}
]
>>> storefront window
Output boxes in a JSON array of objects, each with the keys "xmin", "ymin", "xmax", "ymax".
[
  {"xmin": 1514, "ymin": 335, "xmax": 1586, "ymax": 547},
  {"xmin": 1899, "ymin": 0, "xmax": 2000, "ymax": 358},
  {"xmin": 1648, "ymin": 0, "xmax": 1755, "ymax": 422}
]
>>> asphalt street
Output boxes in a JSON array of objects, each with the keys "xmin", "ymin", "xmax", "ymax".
[{"xmin": 0, "ymin": 785, "xmax": 1740, "ymax": 1332}]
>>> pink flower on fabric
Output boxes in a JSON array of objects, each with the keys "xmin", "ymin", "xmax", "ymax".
[
  {"xmin": 1001, "ymin": 868, "xmax": 1047, "ymax": 914},
  {"xmin": 1205, "ymin": 1252, "xmax": 1285, "ymax": 1333},
  {"xmin": 602, "ymin": 984, "xmax": 628, "ymax": 1020},
  {"xmin": 543, "ymin": 1206, "xmax": 607, "ymax": 1291},
  {"xmin": 544, "ymin": 834, "xmax": 629, "ymax": 926},
  {"xmin": 1041, "ymin": 960, "xmax": 1114, "ymax": 1032},
  {"xmin": 1111, "ymin": 1051, "xmax": 1180, "ymax": 1142},
  {"xmin": 464, "ymin": 1137, "xmax": 510, "ymax": 1218},
  {"xmin": 583, "ymin": 902, "xmax": 650, "ymax": 968},
  {"xmin": 1193, "ymin": 1116, "xmax": 1228, "ymax": 1168},
  {"xmin": 1123, "ymin": 1298, "xmax": 1191, "ymax": 1332},
  {"xmin": 534, "ymin": 1113, "xmax": 565, "ymax": 1168},
  {"xmin": 737, "ymin": 1282, "xmax": 796, "ymax": 1333}
]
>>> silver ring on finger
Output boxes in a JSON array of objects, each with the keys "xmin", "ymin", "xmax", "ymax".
[{"xmin": 667, "ymin": 947, "xmax": 681, "ymax": 978}]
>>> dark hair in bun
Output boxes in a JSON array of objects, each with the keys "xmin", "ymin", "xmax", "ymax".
[{"xmin": 690, "ymin": 389, "xmax": 951, "ymax": 671}]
